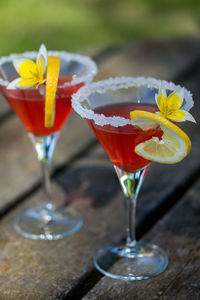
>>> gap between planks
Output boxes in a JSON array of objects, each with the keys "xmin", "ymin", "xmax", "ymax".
[
  {"xmin": 61, "ymin": 49, "xmax": 200, "ymax": 300},
  {"xmin": 0, "ymin": 139, "xmax": 98, "ymax": 221},
  {"xmin": 62, "ymin": 165, "xmax": 200, "ymax": 300},
  {"xmin": 0, "ymin": 41, "xmax": 200, "ymax": 299}
]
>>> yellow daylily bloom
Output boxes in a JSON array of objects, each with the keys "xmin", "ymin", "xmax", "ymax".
[
  {"xmin": 155, "ymin": 84, "xmax": 195, "ymax": 123},
  {"xmin": 7, "ymin": 44, "xmax": 48, "ymax": 89}
]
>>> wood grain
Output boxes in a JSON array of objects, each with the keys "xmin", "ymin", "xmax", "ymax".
[
  {"xmin": 0, "ymin": 37, "xmax": 199, "ymax": 299},
  {"xmin": 0, "ymin": 111, "xmax": 94, "ymax": 212},
  {"xmin": 83, "ymin": 179, "xmax": 200, "ymax": 300},
  {"xmin": 96, "ymin": 37, "xmax": 200, "ymax": 81}
]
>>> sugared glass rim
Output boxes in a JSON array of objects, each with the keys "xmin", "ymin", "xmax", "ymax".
[
  {"xmin": 71, "ymin": 76, "xmax": 194, "ymax": 127},
  {"xmin": 0, "ymin": 50, "xmax": 97, "ymax": 87}
]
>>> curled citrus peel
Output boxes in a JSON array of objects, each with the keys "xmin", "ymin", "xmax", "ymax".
[
  {"xmin": 130, "ymin": 110, "xmax": 191, "ymax": 164},
  {"xmin": 45, "ymin": 56, "xmax": 60, "ymax": 128}
]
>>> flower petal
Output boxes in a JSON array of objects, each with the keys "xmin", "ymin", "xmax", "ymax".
[
  {"xmin": 167, "ymin": 89, "xmax": 183, "ymax": 111},
  {"xmin": 18, "ymin": 60, "xmax": 38, "ymax": 79},
  {"xmin": 175, "ymin": 88, "xmax": 184, "ymax": 100},
  {"xmin": 6, "ymin": 78, "xmax": 22, "ymax": 89},
  {"xmin": 167, "ymin": 109, "xmax": 195, "ymax": 122},
  {"xmin": 178, "ymin": 109, "xmax": 196, "ymax": 123},
  {"xmin": 13, "ymin": 58, "xmax": 28, "ymax": 74},
  {"xmin": 155, "ymin": 92, "xmax": 167, "ymax": 114},
  {"xmin": 7, "ymin": 77, "xmax": 36, "ymax": 89},
  {"xmin": 37, "ymin": 44, "xmax": 48, "ymax": 73},
  {"xmin": 159, "ymin": 82, "xmax": 167, "ymax": 97},
  {"xmin": 156, "ymin": 111, "xmax": 165, "ymax": 118},
  {"xmin": 19, "ymin": 78, "xmax": 38, "ymax": 88},
  {"xmin": 36, "ymin": 57, "xmax": 46, "ymax": 80}
]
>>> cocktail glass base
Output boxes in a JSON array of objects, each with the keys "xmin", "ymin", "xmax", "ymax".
[
  {"xmin": 94, "ymin": 242, "xmax": 168, "ymax": 280},
  {"xmin": 14, "ymin": 204, "xmax": 83, "ymax": 240}
]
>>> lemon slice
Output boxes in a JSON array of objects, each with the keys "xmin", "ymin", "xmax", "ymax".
[
  {"xmin": 130, "ymin": 110, "xmax": 191, "ymax": 164},
  {"xmin": 45, "ymin": 56, "xmax": 60, "ymax": 127}
]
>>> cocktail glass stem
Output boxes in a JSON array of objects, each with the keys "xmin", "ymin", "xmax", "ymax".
[
  {"xmin": 125, "ymin": 195, "xmax": 137, "ymax": 248},
  {"xmin": 94, "ymin": 165, "xmax": 168, "ymax": 280},
  {"xmin": 29, "ymin": 131, "xmax": 59, "ymax": 208},
  {"xmin": 13, "ymin": 131, "xmax": 83, "ymax": 240},
  {"xmin": 41, "ymin": 160, "xmax": 52, "ymax": 206},
  {"xmin": 114, "ymin": 165, "xmax": 147, "ymax": 253}
]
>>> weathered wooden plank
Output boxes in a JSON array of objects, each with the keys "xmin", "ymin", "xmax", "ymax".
[
  {"xmin": 0, "ymin": 122, "xmax": 200, "ymax": 299},
  {"xmin": 96, "ymin": 37, "xmax": 200, "ymax": 81},
  {"xmin": 79, "ymin": 42, "xmax": 200, "ymax": 300},
  {"xmin": 0, "ymin": 110, "xmax": 199, "ymax": 299},
  {"xmin": 181, "ymin": 60, "xmax": 200, "ymax": 125},
  {"xmin": 82, "ymin": 178, "xmax": 200, "ymax": 300},
  {"xmin": 0, "ymin": 38, "xmax": 199, "ymax": 299},
  {"xmin": 0, "ymin": 146, "xmax": 122, "ymax": 300},
  {"xmin": 0, "ymin": 111, "xmax": 94, "ymax": 212},
  {"xmin": 0, "ymin": 94, "xmax": 11, "ymax": 119}
]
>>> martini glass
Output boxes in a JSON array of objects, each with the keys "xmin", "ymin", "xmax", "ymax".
[
  {"xmin": 0, "ymin": 50, "xmax": 97, "ymax": 240},
  {"xmin": 72, "ymin": 76, "xmax": 193, "ymax": 280}
]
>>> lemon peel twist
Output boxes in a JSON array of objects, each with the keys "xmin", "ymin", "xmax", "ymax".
[{"xmin": 45, "ymin": 56, "xmax": 60, "ymax": 128}]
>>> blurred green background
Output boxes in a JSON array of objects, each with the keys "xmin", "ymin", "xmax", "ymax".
[{"xmin": 0, "ymin": 0, "xmax": 199, "ymax": 55}]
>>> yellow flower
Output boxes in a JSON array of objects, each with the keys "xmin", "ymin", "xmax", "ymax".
[
  {"xmin": 7, "ymin": 44, "xmax": 48, "ymax": 89},
  {"xmin": 155, "ymin": 84, "xmax": 195, "ymax": 123}
]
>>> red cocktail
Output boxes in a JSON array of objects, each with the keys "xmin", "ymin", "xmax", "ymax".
[
  {"xmin": 1, "ymin": 77, "xmax": 83, "ymax": 135},
  {"xmin": 88, "ymin": 103, "xmax": 162, "ymax": 171}
]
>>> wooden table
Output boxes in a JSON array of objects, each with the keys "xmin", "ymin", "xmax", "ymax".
[{"xmin": 0, "ymin": 37, "xmax": 199, "ymax": 300}]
